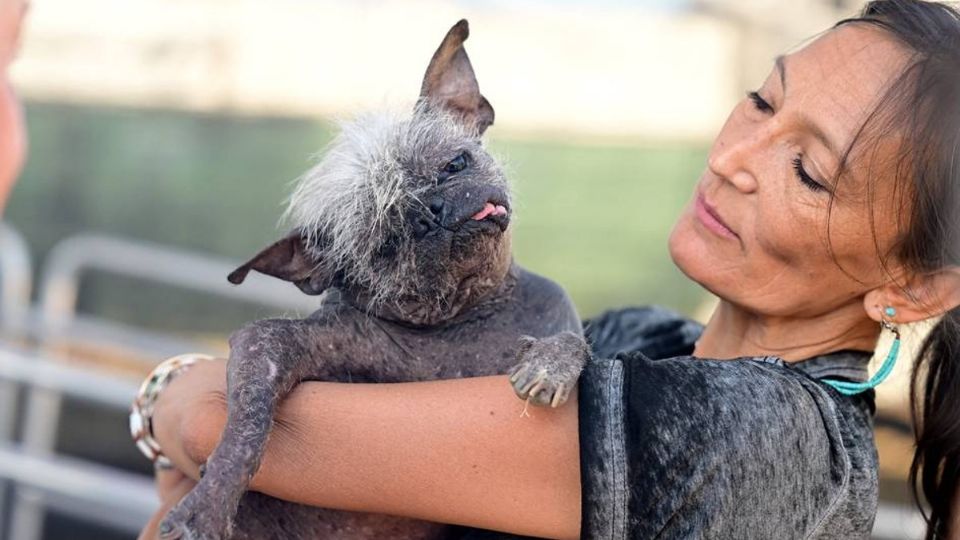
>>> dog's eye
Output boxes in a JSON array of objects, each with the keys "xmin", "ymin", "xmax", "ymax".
[{"xmin": 441, "ymin": 152, "xmax": 470, "ymax": 176}]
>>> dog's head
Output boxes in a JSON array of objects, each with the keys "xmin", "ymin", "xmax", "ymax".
[{"xmin": 228, "ymin": 20, "xmax": 513, "ymax": 325}]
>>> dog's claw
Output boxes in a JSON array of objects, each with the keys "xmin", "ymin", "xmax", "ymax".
[
  {"xmin": 551, "ymin": 383, "xmax": 566, "ymax": 408},
  {"xmin": 509, "ymin": 363, "xmax": 530, "ymax": 383},
  {"xmin": 519, "ymin": 371, "xmax": 542, "ymax": 395},
  {"xmin": 509, "ymin": 331, "xmax": 589, "ymax": 408},
  {"xmin": 158, "ymin": 520, "xmax": 181, "ymax": 540}
]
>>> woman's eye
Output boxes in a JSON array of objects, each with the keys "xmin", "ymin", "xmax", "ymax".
[
  {"xmin": 442, "ymin": 152, "xmax": 469, "ymax": 175},
  {"xmin": 747, "ymin": 91, "xmax": 774, "ymax": 114},
  {"xmin": 792, "ymin": 156, "xmax": 828, "ymax": 193}
]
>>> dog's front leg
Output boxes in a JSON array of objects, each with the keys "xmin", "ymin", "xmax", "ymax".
[{"xmin": 158, "ymin": 318, "xmax": 325, "ymax": 540}]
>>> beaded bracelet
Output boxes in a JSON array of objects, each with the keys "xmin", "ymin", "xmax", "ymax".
[{"xmin": 129, "ymin": 353, "xmax": 216, "ymax": 468}]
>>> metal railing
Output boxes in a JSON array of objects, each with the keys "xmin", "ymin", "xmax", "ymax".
[
  {"xmin": 2, "ymin": 232, "xmax": 317, "ymax": 540},
  {"xmin": 0, "ymin": 223, "xmax": 32, "ymax": 442},
  {"xmin": 0, "ymin": 223, "xmax": 33, "ymax": 540},
  {"xmin": 0, "ymin": 346, "xmax": 155, "ymax": 536},
  {"xmin": 0, "ymin": 223, "xmax": 32, "ymax": 337}
]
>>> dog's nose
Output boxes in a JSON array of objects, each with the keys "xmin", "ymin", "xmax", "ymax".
[
  {"xmin": 413, "ymin": 217, "xmax": 435, "ymax": 237},
  {"xmin": 429, "ymin": 197, "xmax": 445, "ymax": 216},
  {"xmin": 413, "ymin": 199, "xmax": 447, "ymax": 238}
]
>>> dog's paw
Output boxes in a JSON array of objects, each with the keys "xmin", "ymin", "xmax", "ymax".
[
  {"xmin": 508, "ymin": 331, "xmax": 589, "ymax": 408},
  {"xmin": 158, "ymin": 486, "xmax": 232, "ymax": 540}
]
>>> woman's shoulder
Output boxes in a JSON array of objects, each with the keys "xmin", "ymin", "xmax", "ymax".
[
  {"xmin": 577, "ymin": 316, "xmax": 878, "ymax": 538},
  {"xmin": 583, "ymin": 305, "xmax": 703, "ymax": 360},
  {"xmin": 581, "ymin": 347, "xmax": 870, "ymax": 457}
]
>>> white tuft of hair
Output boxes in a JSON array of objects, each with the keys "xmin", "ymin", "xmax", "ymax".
[{"xmin": 283, "ymin": 105, "xmax": 479, "ymax": 307}]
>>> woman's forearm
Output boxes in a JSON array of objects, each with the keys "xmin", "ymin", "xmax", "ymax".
[{"xmin": 151, "ymin": 359, "xmax": 582, "ymax": 539}]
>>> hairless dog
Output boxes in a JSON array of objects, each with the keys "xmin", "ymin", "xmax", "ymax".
[{"xmin": 158, "ymin": 20, "xmax": 590, "ymax": 540}]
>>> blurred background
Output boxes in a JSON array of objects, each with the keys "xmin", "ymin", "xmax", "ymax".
[{"xmin": 0, "ymin": 0, "xmax": 927, "ymax": 538}]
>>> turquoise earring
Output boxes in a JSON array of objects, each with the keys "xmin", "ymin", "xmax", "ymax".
[{"xmin": 823, "ymin": 307, "xmax": 901, "ymax": 396}]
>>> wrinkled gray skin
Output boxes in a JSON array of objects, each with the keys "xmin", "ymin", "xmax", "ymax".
[{"xmin": 158, "ymin": 20, "xmax": 590, "ymax": 540}]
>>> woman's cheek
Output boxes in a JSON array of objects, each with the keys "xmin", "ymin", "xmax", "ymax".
[
  {"xmin": 757, "ymin": 197, "xmax": 844, "ymax": 298},
  {"xmin": 758, "ymin": 223, "xmax": 807, "ymax": 273}
]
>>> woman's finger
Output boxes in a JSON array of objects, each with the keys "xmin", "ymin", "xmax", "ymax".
[
  {"xmin": 139, "ymin": 470, "xmax": 195, "ymax": 540},
  {"xmin": 154, "ymin": 463, "xmax": 193, "ymax": 502}
]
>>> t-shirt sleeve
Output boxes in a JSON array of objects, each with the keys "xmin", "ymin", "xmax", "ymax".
[{"xmin": 577, "ymin": 352, "xmax": 859, "ymax": 539}]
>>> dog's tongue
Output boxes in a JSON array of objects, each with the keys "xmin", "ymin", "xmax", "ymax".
[{"xmin": 472, "ymin": 203, "xmax": 507, "ymax": 221}]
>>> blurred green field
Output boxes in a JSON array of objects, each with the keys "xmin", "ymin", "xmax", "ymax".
[{"xmin": 9, "ymin": 102, "xmax": 710, "ymax": 335}]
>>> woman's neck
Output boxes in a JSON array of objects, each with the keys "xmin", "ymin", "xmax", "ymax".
[{"xmin": 693, "ymin": 300, "xmax": 880, "ymax": 362}]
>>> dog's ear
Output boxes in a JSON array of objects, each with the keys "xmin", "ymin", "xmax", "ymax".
[
  {"xmin": 228, "ymin": 232, "xmax": 331, "ymax": 295},
  {"xmin": 419, "ymin": 19, "xmax": 494, "ymax": 135}
]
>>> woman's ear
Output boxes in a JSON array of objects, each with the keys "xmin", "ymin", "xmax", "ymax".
[{"xmin": 863, "ymin": 266, "xmax": 960, "ymax": 324}]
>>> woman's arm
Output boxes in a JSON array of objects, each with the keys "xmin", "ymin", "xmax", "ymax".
[{"xmin": 151, "ymin": 359, "xmax": 581, "ymax": 539}]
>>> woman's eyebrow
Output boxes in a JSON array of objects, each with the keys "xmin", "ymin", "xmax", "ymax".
[
  {"xmin": 776, "ymin": 54, "xmax": 843, "ymax": 161},
  {"xmin": 775, "ymin": 55, "xmax": 787, "ymax": 92}
]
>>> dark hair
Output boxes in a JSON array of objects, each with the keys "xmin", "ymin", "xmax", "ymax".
[{"xmin": 833, "ymin": 1, "xmax": 960, "ymax": 537}]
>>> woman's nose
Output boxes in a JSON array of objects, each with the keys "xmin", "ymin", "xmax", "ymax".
[{"xmin": 707, "ymin": 130, "xmax": 766, "ymax": 194}]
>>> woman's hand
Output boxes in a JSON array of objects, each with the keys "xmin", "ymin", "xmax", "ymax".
[
  {"xmin": 147, "ymin": 358, "xmax": 582, "ymax": 539},
  {"xmin": 137, "ymin": 467, "xmax": 197, "ymax": 540},
  {"xmin": 150, "ymin": 358, "xmax": 228, "ymax": 480}
]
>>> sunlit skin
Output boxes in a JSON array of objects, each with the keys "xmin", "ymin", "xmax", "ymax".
[
  {"xmin": 0, "ymin": 0, "xmax": 27, "ymax": 212},
  {"xmin": 140, "ymin": 24, "xmax": 960, "ymax": 539},
  {"xmin": 670, "ymin": 24, "xmax": 960, "ymax": 361}
]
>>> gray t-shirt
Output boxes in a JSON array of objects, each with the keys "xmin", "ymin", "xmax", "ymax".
[{"xmin": 578, "ymin": 306, "xmax": 879, "ymax": 539}]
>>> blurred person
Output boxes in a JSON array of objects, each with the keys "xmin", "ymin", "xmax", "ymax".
[
  {"xmin": 139, "ymin": 0, "xmax": 960, "ymax": 538},
  {"xmin": 0, "ymin": 0, "xmax": 26, "ymax": 211}
]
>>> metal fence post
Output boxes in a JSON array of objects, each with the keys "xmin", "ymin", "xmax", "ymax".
[{"xmin": 0, "ymin": 223, "xmax": 33, "ymax": 539}]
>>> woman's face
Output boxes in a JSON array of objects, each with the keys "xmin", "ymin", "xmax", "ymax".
[
  {"xmin": 0, "ymin": 0, "xmax": 27, "ymax": 211},
  {"xmin": 669, "ymin": 24, "xmax": 911, "ymax": 320}
]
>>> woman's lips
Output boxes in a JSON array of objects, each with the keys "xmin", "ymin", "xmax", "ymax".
[{"xmin": 695, "ymin": 192, "xmax": 739, "ymax": 240}]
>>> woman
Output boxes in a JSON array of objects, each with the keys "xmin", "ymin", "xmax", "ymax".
[
  {"xmin": 0, "ymin": 0, "xmax": 27, "ymax": 209},
  {"xmin": 140, "ymin": 0, "xmax": 960, "ymax": 538}
]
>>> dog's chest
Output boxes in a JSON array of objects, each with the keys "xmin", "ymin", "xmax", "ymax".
[
  {"xmin": 362, "ymin": 319, "xmax": 525, "ymax": 381},
  {"xmin": 300, "ymin": 303, "xmax": 528, "ymax": 383},
  {"xmin": 302, "ymin": 274, "xmax": 579, "ymax": 384}
]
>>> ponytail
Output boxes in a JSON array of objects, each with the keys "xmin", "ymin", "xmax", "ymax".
[{"xmin": 910, "ymin": 306, "xmax": 960, "ymax": 539}]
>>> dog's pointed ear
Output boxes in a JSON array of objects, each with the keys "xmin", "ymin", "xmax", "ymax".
[
  {"xmin": 419, "ymin": 19, "xmax": 494, "ymax": 135},
  {"xmin": 228, "ymin": 232, "xmax": 331, "ymax": 295}
]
